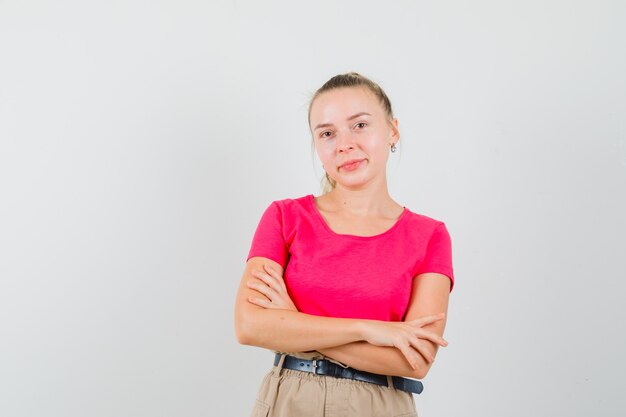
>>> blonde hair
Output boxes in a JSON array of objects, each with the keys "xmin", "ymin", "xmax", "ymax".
[{"xmin": 307, "ymin": 72, "xmax": 396, "ymax": 194}]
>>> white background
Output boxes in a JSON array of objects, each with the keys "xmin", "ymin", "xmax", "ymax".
[{"xmin": 1, "ymin": 1, "xmax": 625, "ymax": 416}]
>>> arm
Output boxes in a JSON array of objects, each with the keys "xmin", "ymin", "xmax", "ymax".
[
  {"xmin": 234, "ymin": 256, "xmax": 367, "ymax": 351},
  {"xmin": 235, "ymin": 257, "xmax": 448, "ymax": 368},
  {"xmin": 318, "ymin": 272, "xmax": 451, "ymax": 379}
]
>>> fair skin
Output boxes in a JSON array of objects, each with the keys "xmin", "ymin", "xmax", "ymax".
[{"xmin": 234, "ymin": 86, "xmax": 451, "ymax": 379}]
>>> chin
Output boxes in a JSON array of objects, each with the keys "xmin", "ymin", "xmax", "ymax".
[{"xmin": 337, "ymin": 179, "xmax": 370, "ymax": 189}]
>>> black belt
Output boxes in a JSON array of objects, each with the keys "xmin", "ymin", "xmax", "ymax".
[{"xmin": 274, "ymin": 353, "xmax": 423, "ymax": 395}]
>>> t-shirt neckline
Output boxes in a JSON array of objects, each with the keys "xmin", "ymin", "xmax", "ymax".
[{"xmin": 307, "ymin": 194, "xmax": 408, "ymax": 240}]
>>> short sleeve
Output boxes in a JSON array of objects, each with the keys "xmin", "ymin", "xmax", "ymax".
[
  {"xmin": 246, "ymin": 201, "xmax": 289, "ymax": 268},
  {"xmin": 415, "ymin": 222, "xmax": 455, "ymax": 292}
]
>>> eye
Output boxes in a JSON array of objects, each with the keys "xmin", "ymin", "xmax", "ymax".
[
  {"xmin": 320, "ymin": 131, "xmax": 332, "ymax": 139},
  {"xmin": 355, "ymin": 122, "xmax": 367, "ymax": 129}
]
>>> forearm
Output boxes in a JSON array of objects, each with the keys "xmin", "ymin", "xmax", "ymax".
[
  {"xmin": 237, "ymin": 307, "xmax": 366, "ymax": 352},
  {"xmin": 318, "ymin": 340, "xmax": 437, "ymax": 379}
]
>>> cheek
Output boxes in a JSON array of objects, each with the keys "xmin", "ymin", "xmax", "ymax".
[
  {"xmin": 316, "ymin": 146, "xmax": 334, "ymax": 162},
  {"xmin": 363, "ymin": 137, "xmax": 388, "ymax": 155}
]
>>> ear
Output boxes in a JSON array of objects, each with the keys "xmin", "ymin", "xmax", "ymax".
[{"xmin": 389, "ymin": 117, "xmax": 400, "ymax": 142}]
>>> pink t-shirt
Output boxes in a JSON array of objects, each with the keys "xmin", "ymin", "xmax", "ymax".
[{"xmin": 246, "ymin": 194, "xmax": 454, "ymax": 322}]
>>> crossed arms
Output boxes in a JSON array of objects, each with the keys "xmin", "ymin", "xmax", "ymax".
[{"xmin": 234, "ymin": 256, "xmax": 451, "ymax": 379}]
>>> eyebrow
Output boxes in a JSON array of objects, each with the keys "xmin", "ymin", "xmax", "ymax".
[{"xmin": 313, "ymin": 112, "xmax": 372, "ymax": 131}]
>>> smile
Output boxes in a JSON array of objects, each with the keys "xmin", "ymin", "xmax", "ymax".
[{"xmin": 340, "ymin": 160, "xmax": 364, "ymax": 171}]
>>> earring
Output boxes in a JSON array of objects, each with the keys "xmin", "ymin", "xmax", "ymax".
[{"xmin": 390, "ymin": 143, "xmax": 397, "ymax": 153}]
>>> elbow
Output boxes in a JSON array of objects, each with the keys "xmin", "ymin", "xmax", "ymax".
[
  {"xmin": 412, "ymin": 363, "xmax": 431, "ymax": 380},
  {"xmin": 411, "ymin": 354, "xmax": 438, "ymax": 379},
  {"xmin": 410, "ymin": 355, "xmax": 435, "ymax": 379},
  {"xmin": 234, "ymin": 310, "xmax": 259, "ymax": 346},
  {"xmin": 235, "ymin": 322, "xmax": 251, "ymax": 345},
  {"xmin": 410, "ymin": 342, "xmax": 440, "ymax": 379}
]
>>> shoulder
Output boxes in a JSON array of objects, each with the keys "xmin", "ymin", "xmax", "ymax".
[
  {"xmin": 400, "ymin": 208, "xmax": 453, "ymax": 247},
  {"xmin": 258, "ymin": 194, "xmax": 314, "ymax": 225},
  {"xmin": 402, "ymin": 207, "xmax": 447, "ymax": 231},
  {"xmin": 267, "ymin": 194, "xmax": 313, "ymax": 214},
  {"xmin": 271, "ymin": 194, "xmax": 310, "ymax": 207}
]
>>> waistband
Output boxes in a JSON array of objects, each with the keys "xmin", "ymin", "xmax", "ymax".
[{"xmin": 274, "ymin": 353, "xmax": 424, "ymax": 395}]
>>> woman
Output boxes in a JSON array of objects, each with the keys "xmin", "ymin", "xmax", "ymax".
[{"xmin": 235, "ymin": 72, "xmax": 454, "ymax": 417}]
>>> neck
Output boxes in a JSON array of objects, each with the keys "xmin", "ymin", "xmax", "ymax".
[{"xmin": 325, "ymin": 184, "xmax": 396, "ymax": 217}]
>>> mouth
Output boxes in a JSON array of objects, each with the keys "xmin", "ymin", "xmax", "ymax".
[{"xmin": 339, "ymin": 159, "xmax": 366, "ymax": 171}]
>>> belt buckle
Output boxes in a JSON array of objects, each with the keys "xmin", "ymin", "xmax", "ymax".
[{"xmin": 311, "ymin": 359, "xmax": 318, "ymax": 375}]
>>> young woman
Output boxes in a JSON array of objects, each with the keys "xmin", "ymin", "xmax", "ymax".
[{"xmin": 234, "ymin": 72, "xmax": 454, "ymax": 417}]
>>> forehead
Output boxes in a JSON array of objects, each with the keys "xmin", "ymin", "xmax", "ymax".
[{"xmin": 310, "ymin": 87, "xmax": 380, "ymax": 123}]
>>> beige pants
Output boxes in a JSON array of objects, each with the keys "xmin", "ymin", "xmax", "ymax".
[{"xmin": 250, "ymin": 351, "xmax": 418, "ymax": 417}]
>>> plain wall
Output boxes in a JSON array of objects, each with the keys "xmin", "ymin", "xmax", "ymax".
[{"xmin": 1, "ymin": 1, "xmax": 624, "ymax": 416}]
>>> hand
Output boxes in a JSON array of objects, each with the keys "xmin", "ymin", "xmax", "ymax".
[
  {"xmin": 361, "ymin": 313, "xmax": 448, "ymax": 370},
  {"xmin": 246, "ymin": 264, "xmax": 298, "ymax": 312}
]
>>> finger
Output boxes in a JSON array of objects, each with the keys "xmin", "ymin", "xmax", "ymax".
[
  {"xmin": 247, "ymin": 296, "xmax": 272, "ymax": 308},
  {"xmin": 410, "ymin": 339, "xmax": 435, "ymax": 363},
  {"xmin": 263, "ymin": 265, "xmax": 288, "ymax": 290},
  {"xmin": 246, "ymin": 281, "xmax": 272, "ymax": 301},
  {"xmin": 397, "ymin": 342, "xmax": 420, "ymax": 370},
  {"xmin": 410, "ymin": 313, "xmax": 446, "ymax": 326},
  {"xmin": 414, "ymin": 328, "xmax": 448, "ymax": 347},
  {"xmin": 263, "ymin": 264, "xmax": 283, "ymax": 279},
  {"xmin": 253, "ymin": 270, "xmax": 283, "ymax": 293},
  {"xmin": 412, "ymin": 312, "xmax": 446, "ymax": 324},
  {"xmin": 251, "ymin": 271, "xmax": 281, "ymax": 293},
  {"xmin": 247, "ymin": 279, "xmax": 277, "ymax": 300}
]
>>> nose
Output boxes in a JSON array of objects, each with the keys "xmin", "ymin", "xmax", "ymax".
[{"xmin": 336, "ymin": 130, "xmax": 355, "ymax": 153}]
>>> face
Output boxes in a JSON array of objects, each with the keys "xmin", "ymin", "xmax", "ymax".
[{"xmin": 309, "ymin": 87, "xmax": 399, "ymax": 190}]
